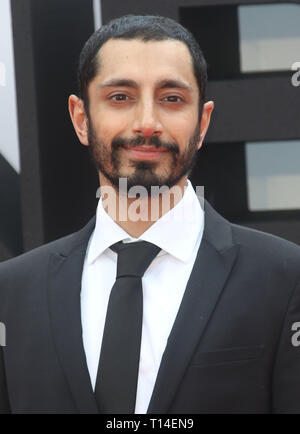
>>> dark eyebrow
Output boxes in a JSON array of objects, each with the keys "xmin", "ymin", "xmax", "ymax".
[
  {"xmin": 99, "ymin": 78, "xmax": 193, "ymax": 92},
  {"xmin": 156, "ymin": 79, "xmax": 193, "ymax": 92},
  {"xmin": 99, "ymin": 79, "xmax": 139, "ymax": 89}
]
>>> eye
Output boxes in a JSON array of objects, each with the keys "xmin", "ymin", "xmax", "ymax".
[
  {"xmin": 162, "ymin": 95, "xmax": 183, "ymax": 103},
  {"xmin": 110, "ymin": 94, "xmax": 130, "ymax": 102}
]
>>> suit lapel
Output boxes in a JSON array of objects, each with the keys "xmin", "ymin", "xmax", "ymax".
[
  {"xmin": 47, "ymin": 217, "xmax": 99, "ymax": 413},
  {"xmin": 147, "ymin": 200, "xmax": 240, "ymax": 413}
]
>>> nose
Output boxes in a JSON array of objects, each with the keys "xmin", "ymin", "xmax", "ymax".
[{"xmin": 132, "ymin": 99, "xmax": 163, "ymax": 138}]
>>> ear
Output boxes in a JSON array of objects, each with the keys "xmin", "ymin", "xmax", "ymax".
[
  {"xmin": 197, "ymin": 101, "xmax": 214, "ymax": 150},
  {"xmin": 68, "ymin": 94, "xmax": 89, "ymax": 146}
]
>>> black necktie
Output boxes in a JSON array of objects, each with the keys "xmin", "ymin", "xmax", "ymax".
[{"xmin": 95, "ymin": 240, "xmax": 161, "ymax": 414}]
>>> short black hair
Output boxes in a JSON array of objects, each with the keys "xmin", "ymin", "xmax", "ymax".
[{"xmin": 78, "ymin": 14, "xmax": 207, "ymax": 118}]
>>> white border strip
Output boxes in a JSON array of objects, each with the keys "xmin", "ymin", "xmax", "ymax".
[{"xmin": 93, "ymin": 0, "xmax": 102, "ymax": 30}]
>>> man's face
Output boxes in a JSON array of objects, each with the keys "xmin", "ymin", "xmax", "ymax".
[{"xmin": 85, "ymin": 39, "xmax": 203, "ymax": 192}]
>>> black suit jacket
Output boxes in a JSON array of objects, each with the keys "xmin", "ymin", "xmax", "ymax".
[{"xmin": 1, "ymin": 200, "xmax": 300, "ymax": 414}]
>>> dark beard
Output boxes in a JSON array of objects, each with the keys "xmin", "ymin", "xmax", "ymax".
[{"xmin": 87, "ymin": 118, "xmax": 200, "ymax": 195}]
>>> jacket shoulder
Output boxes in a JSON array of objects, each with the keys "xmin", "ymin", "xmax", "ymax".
[
  {"xmin": 231, "ymin": 222, "xmax": 300, "ymax": 275},
  {"xmin": 0, "ymin": 216, "xmax": 95, "ymax": 278},
  {"xmin": 0, "ymin": 233, "xmax": 75, "ymax": 273}
]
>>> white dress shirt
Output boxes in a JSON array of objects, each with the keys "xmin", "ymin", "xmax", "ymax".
[{"xmin": 81, "ymin": 180, "xmax": 204, "ymax": 413}]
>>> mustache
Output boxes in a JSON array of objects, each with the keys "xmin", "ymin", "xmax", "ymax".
[{"xmin": 111, "ymin": 135, "xmax": 180, "ymax": 153}]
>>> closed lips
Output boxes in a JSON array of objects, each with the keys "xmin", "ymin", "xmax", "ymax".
[{"xmin": 124, "ymin": 145, "xmax": 167, "ymax": 152}]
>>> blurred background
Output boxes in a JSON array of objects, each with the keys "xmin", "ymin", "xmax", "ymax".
[{"xmin": 1, "ymin": 0, "xmax": 300, "ymax": 262}]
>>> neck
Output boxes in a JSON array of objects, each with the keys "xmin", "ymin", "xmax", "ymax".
[{"xmin": 98, "ymin": 174, "xmax": 188, "ymax": 238}]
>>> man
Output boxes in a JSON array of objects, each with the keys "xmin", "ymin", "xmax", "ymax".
[{"xmin": 1, "ymin": 14, "xmax": 300, "ymax": 414}]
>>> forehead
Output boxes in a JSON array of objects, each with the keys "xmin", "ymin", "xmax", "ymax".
[{"xmin": 94, "ymin": 38, "xmax": 197, "ymax": 89}]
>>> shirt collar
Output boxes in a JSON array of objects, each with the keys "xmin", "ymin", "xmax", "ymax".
[{"xmin": 87, "ymin": 179, "xmax": 204, "ymax": 264}]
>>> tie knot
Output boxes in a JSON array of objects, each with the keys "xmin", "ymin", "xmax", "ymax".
[{"xmin": 110, "ymin": 240, "xmax": 161, "ymax": 278}]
